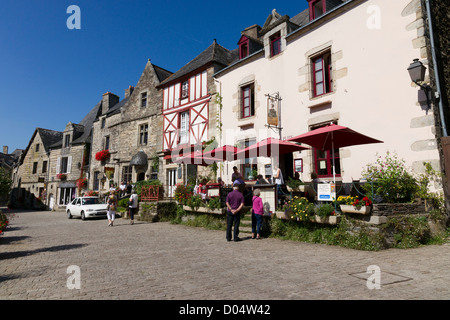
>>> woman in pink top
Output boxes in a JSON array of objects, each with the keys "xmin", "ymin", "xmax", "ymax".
[{"xmin": 252, "ymin": 189, "xmax": 264, "ymax": 240}]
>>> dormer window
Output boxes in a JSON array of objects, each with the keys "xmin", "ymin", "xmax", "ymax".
[
  {"xmin": 141, "ymin": 92, "xmax": 147, "ymax": 108},
  {"xmin": 238, "ymin": 36, "xmax": 250, "ymax": 59},
  {"xmin": 64, "ymin": 134, "xmax": 71, "ymax": 148},
  {"xmin": 270, "ymin": 32, "xmax": 281, "ymax": 57},
  {"xmin": 309, "ymin": 0, "xmax": 326, "ymax": 20}
]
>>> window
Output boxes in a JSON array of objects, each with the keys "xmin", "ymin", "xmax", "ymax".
[
  {"xmin": 61, "ymin": 157, "xmax": 69, "ymax": 173},
  {"xmin": 181, "ymin": 80, "xmax": 189, "ymax": 100},
  {"xmin": 42, "ymin": 161, "xmax": 48, "ymax": 174},
  {"xmin": 311, "ymin": 122, "xmax": 340, "ymax": 178},
  {"xmin": 241, "ymin": 84, "xmax": 255, "ymax": 118},
  {"xmin": 312, "ymin": 51, "xmax": 332, "ymax": 97},
  {"xmin": 64, "ymin": 135, "xmax": 71, "ymax": 148},
  {"xmin": 104, "ymin": 136, "xmax": 110, "ymax": 150},
  {"xmin": 270, "ymin": 32, "xmax": 281, "ymax": 57},
  {"xmin": 238, "ymin": 36, "xmax": 249, "ymax": 59},
  {"xmin": 240, "ymin": 42, "xmax": 249, "ymax": 59},
  {"xmin": 122, "ymin": 166, "xmax": 132, "ymax": 183},
  {"xmin": 35, "ymin": 144, "xmax": 39, "ymax": 152},
  {"xmin": 101, "ymin": 118, "xmax": 106, "ymax": 129},
  {"xmin": 93, "ymin": 171, "xmax": 100, "ymax": 191},
  {"xmin": 179, "ymin": 111, "xmax": 190, "ymax": 144},
  {"xmin": 314, "ymin": 148, "xmax": 341, "ymax": 178},
  {"xmin": 309, "ymin": 0, "xmax": 326, "ymax": 20},
  {"xmin": 141, "ymin": 92, "xmax": 147, "ymax": 108},
  {"xmin": 32, "ymin": 162, "xmax": 38, "ymax": 174},
  {"xmin": 139, "ymin": 124, "xmax": 148, "ymax": 145}
]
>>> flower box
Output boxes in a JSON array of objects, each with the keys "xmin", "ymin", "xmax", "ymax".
[
  {"xmin": 340, "ymin": 204, "xmax": 371, "ymax": 215},
  {"xmin": 56, "ymin": 173, "xmax": 67, "ymax": 180},
  {"xmin": 313, "ymin": 215, "xmax": 340, "ymax": 225},
  {"xmin": 95, "ymin": 150, "xmax": 110, "ymax": 162},
  {"xmin": 182, "ymin": 205, "xmax": 226, "ymax": 215}
]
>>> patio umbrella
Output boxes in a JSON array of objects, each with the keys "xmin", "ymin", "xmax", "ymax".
[
  {"xmin": 203, "ymin": 145, "xmax": 242, "ymax": 161},
  {"xmin": 173, "ymin": 150, "xmax": 221, "ymax": 166},
  {"xmin": 288, "ymin": 124, "xmax": 383, "ymax": 182},
  {"xmin": 235, "ymin": 137, "xmax": 309, "ymax": 159}
]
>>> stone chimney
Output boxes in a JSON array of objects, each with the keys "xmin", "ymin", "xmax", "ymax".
[
  {"xmin": 102, "ymin": 92, "xmax": 120, "ymax": 115},
  {"xmin": 2, "ymin": 146, "xmax": 8, "ymax": 154},
  {"xmin": 125, "ymin": 85, "xmax": 135, "ymax": 99},
  {"xmin": 242, "ymin": 24, "xmax": 262, "ymax": 40}
]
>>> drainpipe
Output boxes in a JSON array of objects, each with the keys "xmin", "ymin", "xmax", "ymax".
[{"xmin": 425, "ymin": 0, "xmax": 447, "ymax": 137}]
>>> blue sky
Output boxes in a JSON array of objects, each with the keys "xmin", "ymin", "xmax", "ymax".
[{"xmin": 0, "ymin": 0, "xmax": 309, "ymax": 152}]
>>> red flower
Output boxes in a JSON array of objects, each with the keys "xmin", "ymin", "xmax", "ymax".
[{"xmin": 95, "ymin": 150, "xmax": 110, "ymax": 161}]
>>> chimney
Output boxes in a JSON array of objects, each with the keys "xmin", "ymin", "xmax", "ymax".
[
  {"xmin": 102, "ymin": 92, "xmax": 120, "ymax": 115},
  {"xmin": 125, "ymin": 85, "xmax": 135, "ymax": 99},
  {"xmin": 242, "ymin": 24, "xmax": 262, "ymax": 40},
  {"xmin": 2, "ymin": 146, "xmax": 8, "ymax": 154}
]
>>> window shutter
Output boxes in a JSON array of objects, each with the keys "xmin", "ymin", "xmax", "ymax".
[
  {"xmin": 56, "ymin": 157, "xmax": 61, "ymax": 174},
  {"xmin": 67, "ymin": 156, "xmax": 72, "ymax": 174}
]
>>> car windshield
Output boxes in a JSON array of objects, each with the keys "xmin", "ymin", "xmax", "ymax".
[{"xmin": 82, "ymin": 198, "xmax": 100, "ymax": 205}]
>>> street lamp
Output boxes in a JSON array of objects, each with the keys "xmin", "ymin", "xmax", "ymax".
[{"xmin": 407, "ymin": 59, "xmax": 431, "ymax": 110}]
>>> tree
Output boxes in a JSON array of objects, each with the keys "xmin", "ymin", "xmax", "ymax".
[{"xmin": 0, "ymin": 168, "xmax": 12, "ymax": 199}]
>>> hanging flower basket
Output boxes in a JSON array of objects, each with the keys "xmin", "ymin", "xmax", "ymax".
[
  {"xmin": 56, "ymin": 173, "xmax": 67, "ymax": 180},
  {"xmin": 76, "ymin": 178, "xmax": 88, "ymax": 189},
  {"xmin": 95, "ymin": 150, "xmax": 110, "ymax": 162}
]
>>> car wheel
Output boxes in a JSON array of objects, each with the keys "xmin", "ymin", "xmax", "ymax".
[
  {"xmin": 81, "ymin": 211, "xmax": 86, "ymax": 221},
  {"xmin": 67, "ymin": 210, "xmax": 73, "ymax": 219}
]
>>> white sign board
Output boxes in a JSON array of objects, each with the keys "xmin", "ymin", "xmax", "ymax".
[{"xmin": 317, "ymin": 183, "xmax": 336, "ymax": 201}]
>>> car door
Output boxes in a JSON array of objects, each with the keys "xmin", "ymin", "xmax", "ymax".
[{"xmin": 72, "ymin": 198, "xmax": 81, "ymax": 216}]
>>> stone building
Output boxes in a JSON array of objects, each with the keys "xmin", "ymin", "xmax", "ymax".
[
  {"xmin": 13, "ymin": 128, "xmax": 63, "ymax": 209},
  {"xmin": 157, "ymin": 40, "xmax": 238, "ymax": 196},
  {"xmin": 89, "ymin": 60, "xmax": 172, "ymax": 195}
]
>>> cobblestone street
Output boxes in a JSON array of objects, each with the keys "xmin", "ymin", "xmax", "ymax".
[{"xmin": 1, "ymin": 209, "xmax": 450, "ymax": 302}]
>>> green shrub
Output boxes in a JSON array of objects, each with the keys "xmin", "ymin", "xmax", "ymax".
[{"xmin": 361, "ymin": 151, "xmax": 418, "ymax": 203}]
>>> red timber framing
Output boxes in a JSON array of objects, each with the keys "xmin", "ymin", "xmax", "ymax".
[{"xmin": 162, "ymin": 67, "xmax": 210, "ymax": 153}]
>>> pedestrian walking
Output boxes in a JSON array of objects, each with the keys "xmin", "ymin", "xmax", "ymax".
[
  {"xmin": 128, "ymin": 190, "xmax": 138, "ymax": 225},
  {"xmin": 225, "ymin": 181, "xmax": 244, "ymax": 242},
  {"xmin": 251, "ymin": 189, "xmax": 264, "ymax": 240},
  {"xmin": 107, "ymin": 190, "xmax": 118, "ymax": 227}
]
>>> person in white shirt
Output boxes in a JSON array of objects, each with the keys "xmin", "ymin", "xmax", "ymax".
[
  {"xmin": 273, "ymin": 166, "xmax": 284, "ymax": 195},
  {"xmin": 128, "ymin": 190, "xmax": 139, "ymax": 225}
]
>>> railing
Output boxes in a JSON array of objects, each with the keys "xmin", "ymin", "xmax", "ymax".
[{"xmin": 140, "ymin": 185, "xmax": 161, "ymax": 201}]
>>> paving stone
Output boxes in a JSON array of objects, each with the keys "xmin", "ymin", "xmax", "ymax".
[{"xmin": 0, "ymin": 209, "xmax": 449, "ymax": 300}]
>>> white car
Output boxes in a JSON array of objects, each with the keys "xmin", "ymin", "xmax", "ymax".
[{"xmin": 66, "ymin": 196, "xmax": 108, "ymax": 220}]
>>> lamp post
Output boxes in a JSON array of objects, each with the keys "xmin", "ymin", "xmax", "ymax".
[{"xmin": 407, "ymin": 59, "xmax": 431, "ymax": 111}]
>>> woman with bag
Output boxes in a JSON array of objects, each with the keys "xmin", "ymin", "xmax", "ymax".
[
  {"xmin": 107, "ymin": 190, "xmax": 118, "ymax": 227},
  {"xmin": 128, "ymin": 190, "xmax": 138, "ymax": 225},
  {"xmin": 251, "ymin": 189, "xmax": 264, "ymax": 240}
]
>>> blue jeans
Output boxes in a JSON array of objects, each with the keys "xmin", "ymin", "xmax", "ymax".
[{"xmin": 251, "ymin": 212, "xmax": 263, "ymax": 234}]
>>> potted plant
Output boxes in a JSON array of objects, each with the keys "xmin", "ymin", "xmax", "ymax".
[
  {"xmin": 248, "ymin": 168, "xmax": 258, "ymax": 180},
  {"xmin": 338, "ymin": 195, "xmax": 372, "ymax": 214}
]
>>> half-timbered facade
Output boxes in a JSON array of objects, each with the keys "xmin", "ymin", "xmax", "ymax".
[{"xmin": 157, "ymin": 40, "xmax": 237, "ymax": 196}]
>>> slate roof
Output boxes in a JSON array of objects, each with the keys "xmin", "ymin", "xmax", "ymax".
[
  {"xmin": 38, "ymin": 128, "xmax": 64, "ymax": 152},
  {"xmin": 153, "ymin": 64, "xmax": 173, "ymax": 83},
  {"xmin": 48, "ymin": 101, "xmax": 102, "ymax": 148},
  {"xmin": 106, "ymin": 97, "xmax": 129, "ymax": 117},
  {"xmin": 290, "ymin": 8, "xmax": 310, "ymax": 27},
  {"xmin": 158, "ymin": 40, "xmax": 238, "ymax": 87}
]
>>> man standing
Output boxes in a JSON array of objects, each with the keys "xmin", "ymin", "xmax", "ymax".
[{"xmin": 226, "ymin": 181, "xmax": 245, "ymax": 242}]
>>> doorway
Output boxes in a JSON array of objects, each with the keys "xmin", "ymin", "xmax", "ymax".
[{"xmin": 167, "ymin": 168, "xmax": 177, "ymax": 198}]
